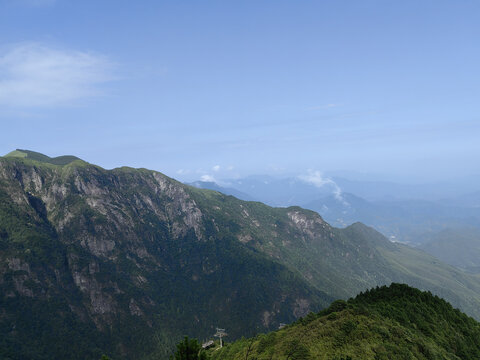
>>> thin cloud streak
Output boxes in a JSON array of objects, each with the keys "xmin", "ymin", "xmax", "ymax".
[
  {"xmin": 0, "ymin": 43, "xmax": 116, "ymax": 108},
  {"xmin": 298, "ymin": 170, "xmax": 346, "ymax": 203}
]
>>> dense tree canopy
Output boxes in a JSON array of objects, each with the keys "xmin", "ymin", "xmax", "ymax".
[
  {"xmin": 209, "ymin": 284, "xmax": 480, "ymax": 360},
  {"xmin": 172, "ymin": 337, "xmax": 208, "ymax": 360}
]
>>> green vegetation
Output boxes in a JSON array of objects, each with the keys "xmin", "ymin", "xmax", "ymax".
[
  {"xmin": 2, "ymin": 151, "xmax": 480, "ymax": 359},
  {"xmin": 0, "ymin": 154, "xmax": 330, "ymax": 359},
  {"xmin": 4, "ymin": 150, "xmax": 28, "ymax": 158},
  {"xmin": 420, "ymin": 228, "xmax": 480, "ymax": 273},
  {"xmin": 4, "ymin": 149, "xmax": 82, "ymax": 166},
  {"xmin": 210, "ymin": 284, "xmax": 480, "ymax": 360},
  {"xmin": 171, "ymin": 337, "xmax": 208, "ymax": 360}
]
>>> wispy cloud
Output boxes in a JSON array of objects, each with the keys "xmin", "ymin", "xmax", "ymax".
[
  {"xmin": 0, "ymin": 43, "xmax": 116, "ymax": 107},
  {"xmin": 298, "ymin": 170, "xmax": 347, "ymax": 203},
  {"xmin": 176, "ymin": 169, "xmax": 191, "ymax": 175},
  {"xmin": 200, "ymin": 174, "xmax": 216, "ymax": 183},
  {"xmin": 212, "ymin": 165, "xmax": 221, "ymax": 172}
]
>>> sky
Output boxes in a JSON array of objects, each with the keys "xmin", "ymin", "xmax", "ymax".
[{"xmin": 0, "ymin": 0, "xmax": 479, "ymax": 184}]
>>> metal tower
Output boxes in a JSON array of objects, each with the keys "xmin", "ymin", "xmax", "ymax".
[{"xmin": 214, "ymin": 327, "xmax": 227, "ymax": 348}]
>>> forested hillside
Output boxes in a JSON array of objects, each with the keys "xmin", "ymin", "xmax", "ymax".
[{"xmin": 211, "ymin": 284, "xmax": 480, "ymax": 360}]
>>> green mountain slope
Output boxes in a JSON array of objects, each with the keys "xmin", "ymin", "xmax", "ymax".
[
  {"xmin": 210, "ymin": 283, "xmax": 480, "ymax": 360},
  {"xmin": 0, "ymin": 154, "xmax": 331, "ymax": 360},
  {"xmin": 5, "ymin": 149, "xmax": 82, "ymax": 166},
  {"xmin": 419, "ymin": 228, "xmax": 480, "ymax": 273},
  {"xmin": 1, "ymin": 152, "xmax": 480, "ymax": 359}
]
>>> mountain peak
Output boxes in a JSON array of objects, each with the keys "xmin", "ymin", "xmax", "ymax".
[{"xmin": 4, "ymin": 149, "xmax": 83, "ymax": 166}]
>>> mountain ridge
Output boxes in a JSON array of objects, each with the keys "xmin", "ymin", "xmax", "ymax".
[
  {"xmin": 4, "ymin": 149, "xmax": 83, "ymax": 166},
  {"xmin": 2, "ymin": 152, "xmax": 480, "ymax": 359}
]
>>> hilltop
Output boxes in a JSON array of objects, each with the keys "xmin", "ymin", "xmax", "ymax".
[
  {"xmin": 210, "ymin": 283, "xmax": 480, "ymax": 360},
  {"xmin": 5, "ymin": 149, "xmax": 83, "ymax": 166}
]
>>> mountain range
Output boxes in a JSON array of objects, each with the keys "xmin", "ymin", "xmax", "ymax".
[
  {"xmin": 2, "ymin": 150, "xmax": 480, "ymax": 359},
  {"xmin": 191, "ymin": 177, "xmax": 480, "ymax": 249}
]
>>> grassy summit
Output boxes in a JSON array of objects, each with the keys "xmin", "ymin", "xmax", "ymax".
[
  {"xmin": 210, "ymin": 283, "xmax": 480, "ymax": 360},
  {"xmin": 4, "ymin": 149, "xmax": 82, "ymax": 166}
]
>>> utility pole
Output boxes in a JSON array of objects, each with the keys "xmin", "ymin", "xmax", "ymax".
[{"xmin": 214, "ymin": 327, "xmax": 227, "ymax": 348}]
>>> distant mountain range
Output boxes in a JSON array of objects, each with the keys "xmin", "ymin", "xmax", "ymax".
[
  {"xmin": 2, "ymin": 150, "xmax": 480, "ymax": 359},
  {"xmin": 304, "ymin": 193, "xmax": 480, "ymax": 244},
  {"xmin": 187, "ymin": 181, "xmax": 254, "ymax": 201},
  {"xmin": 191, "ymin": 176, "xmax": 480, "ymax": 248}
]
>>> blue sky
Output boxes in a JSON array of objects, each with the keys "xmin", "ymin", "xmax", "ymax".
[{"xmin": 0, "ymin": 0, "xmax": 479, "ymax": 183}]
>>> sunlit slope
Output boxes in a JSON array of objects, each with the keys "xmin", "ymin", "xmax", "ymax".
[
  {"xmin": 210, "ymin": 284, "xmax": 480, "ymax": 360},
  {"xmin": 188, "ymin": 189, "xmax": 480, "ymax": 319}
]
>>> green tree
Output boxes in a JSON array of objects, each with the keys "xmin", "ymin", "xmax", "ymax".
[
  {"xmin": 172, "ymin": 336, "xmax": 208, "ymax": 360},
  {"xmin": 285, "ymin": 339, "xmax": 311, "ymax": 360}
]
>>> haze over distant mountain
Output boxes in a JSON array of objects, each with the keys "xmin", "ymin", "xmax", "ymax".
[
  {"xmin": 188, "ymin": 180, "xmax": 254, "ymax": 201},
  {"xmin": 330, "ymin": 176, "xmax": 479, "ymax": 202},
  {"xmin": 3, "ymin": 151, "xmax": 480, "ymax": 359},
  {"xmin": 443, "ymin": 191, "xmax": 480, "ymax": 208},
  {"xmin": 217, "ymin": 175, "xmax": 335, "ymax": 207},
  {"xmin": 196, "ymin": 174, "xmax": 480, "ymax": 247},
  {"xmin": 216, "ymin": 173, "xmax": 480, "ymax": 205},
  {"xmin": 304, "ymin": 193, "xmax": 480, "ymax": 244}
]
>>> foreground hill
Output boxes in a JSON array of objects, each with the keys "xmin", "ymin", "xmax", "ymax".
[
  {"xmin": 2, "ymin": 151, "xmax": 480, "ymax": 359},
  {"xmin": 211, "ymin": 283, "xmax": 480, "ymax": 360}
]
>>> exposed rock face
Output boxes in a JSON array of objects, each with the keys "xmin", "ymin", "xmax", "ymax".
[
  {"xmin": 0, "ymin": 157, "xmax": 329, "ymax": 360},
  {"xmin": 293, "ymin": 298, "xmax": 310, "ymax": 318}
]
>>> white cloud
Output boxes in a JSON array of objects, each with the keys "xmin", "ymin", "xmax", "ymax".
[
  {"xmin": 0, "ymin": 43, "xmax": 115, "ymax": 107},
  {"xmin": 212, "ymin": 165, "xmax": 220, "ymax": 172},
  {"xmin": 200, "ymin": 174, "xmax": 216, "ymax": 183},
  {"xmin": 298, "ymin": 170, "xmax": 346, "ymax": 203},
  {"xmin": 299, "ymin": 170, "xmax": 332, "ymax": 188}
]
